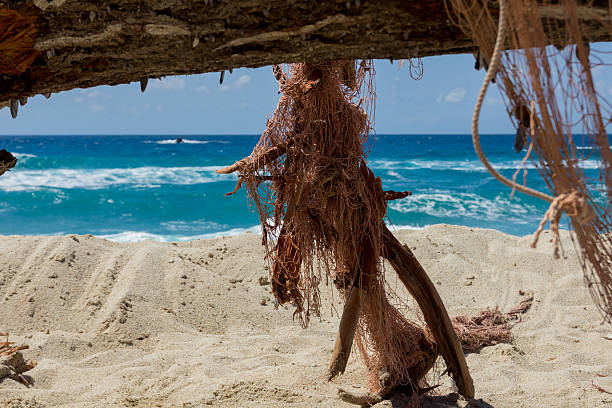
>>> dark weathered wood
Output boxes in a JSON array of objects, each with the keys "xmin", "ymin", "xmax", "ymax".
[
  {"xmin": 216, "ymin": 137, "xmax": 295, "ymax": 174},
  {"xmin": 382, "ymin": 225, "xmax": 474, "ymax": 398},
  {"xmin": 0, "ymin": 149, "xmax": 17, "ymax": 177},
  {"xmin": 0, "ymin": 1, "xmax": 610, "ymax": 102},
  {"xmin": 328, "ymin": 237, "xmax": 377, "ymax": 380},
  {"xmin": 328, "ymin": 283, "xmax": 364, "ymax": 380}
]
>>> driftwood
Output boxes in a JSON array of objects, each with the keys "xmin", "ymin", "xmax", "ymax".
[
  {"xmin": 0, "ymin": 150, "xmax": 17, "ymax": 177},
  {"xmin": 328, "ymin": 282, "xmax": 365, "ymax": 380},
  {"xmin": 328, "ymin": 237, "xmax": 377, "ymax": 380},
  {"xmin": 216, "ymin": 137, "xmax": 297, "ymax": 175},
  {"xmin": 0, "ymin": 333, "xmax": 36, "ymax": 386},
  {"xmin": 381, "ymin": 225, "xmax": 474, "ymax": 398},
  {"xmin": 1, "ymin": 1, "xmax": 611, "ymax": 102}
]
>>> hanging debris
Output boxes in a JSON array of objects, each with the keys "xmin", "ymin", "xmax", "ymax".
[
  {"xmin": 448, "ymin": 0, "xmax": 612, "ymax": 322},
  {"xmin": 140, "ymin": 77, "xmax": 148, "ymax": 93},
  {"xmin": 217, "ymin": 60, "xmax": 474, "ymax": 398},
  {"xmin": 10, "ymin": 99, "xmax": 18, "ymax": 118}
]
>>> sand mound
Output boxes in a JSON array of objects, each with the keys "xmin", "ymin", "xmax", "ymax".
[{"xmin": 0, "ymin": 225, "xmax": 610, "ymax": 407}]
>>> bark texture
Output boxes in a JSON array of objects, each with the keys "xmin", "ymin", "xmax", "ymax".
[{"xmin": 0, "ymin": 0, "xmax": 611, "ymax": 101}]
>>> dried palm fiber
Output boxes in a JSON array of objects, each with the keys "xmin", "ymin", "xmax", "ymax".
[
  {"xmin": 446, "ymin": 0, "xmax": 612, "ymax": 323},
  {"xmin": 0, "ymin": 8, "xmax": 40, "ymax": 76},
  {"xmin": 237, "ymin": 60, "xmax": 437, "ymax": 393}
]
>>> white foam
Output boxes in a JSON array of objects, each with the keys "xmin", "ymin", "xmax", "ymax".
[
  {"xmin": 370, "ymin": 158, "xmax": 602, "ymax": 172},
  {"xmin": 155, "ymin": 139, "xmax": 210, "ymax": 145},
  {"xmin": 0, "ymin": 166, "xmax": 235, "ymax": 192},
  {"xmin": 386, "ymin": 224, "xmax": 425, "ymax": 231},
  {"xmin": 12, "ymin": 153, "xmax": 37, "ymax": 163},
  {"xmin": 97, "ymin": 225, "xmax": 261, "ymax": 243},
  {"xmin": 389, "ymin": 191, "xmax": 540, "ymax": 224},
  {"xmin": 145, "ymin": 139, "xmax": 230, "ymax": 145}
]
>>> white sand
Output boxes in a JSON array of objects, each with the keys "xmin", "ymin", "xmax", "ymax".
[{"xmin": 0, "ymin": 224, "xmax": 610, "ymax": 407}]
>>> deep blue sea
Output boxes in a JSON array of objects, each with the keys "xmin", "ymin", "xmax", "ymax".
[{"xmin": 0, "ymin": 134, "xmax": 602, "ymax": 241}]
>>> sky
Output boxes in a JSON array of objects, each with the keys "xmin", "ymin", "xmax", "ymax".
[{"xmin": 1, "ymin": 49, "xmax": 611, "ymax": 135}]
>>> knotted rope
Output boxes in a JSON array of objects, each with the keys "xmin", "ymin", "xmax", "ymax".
[
  {"xmin": 471, "ymin": 0, "xmax": 595, "ymax": 255},
  {"xmin": 530, "ymin": 190, "xmax": 595, "ymax": 258}
]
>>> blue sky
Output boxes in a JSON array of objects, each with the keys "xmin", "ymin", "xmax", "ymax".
[{"xmin": 1, "ymin": 50, "xmax": 611, "ymax": 135}]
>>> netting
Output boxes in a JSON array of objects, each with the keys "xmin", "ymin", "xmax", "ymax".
[
  {"xmin": 236, "ymin": 60, "xmax": 437, "ymax": 393},
  {"xmin": 446, "ymin": 0, "xmax": 612, "ymax": 322}
]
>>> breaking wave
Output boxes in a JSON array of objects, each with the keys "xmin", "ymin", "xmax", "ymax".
[
  {"xmin": 12, "ymin": 153, "xmax": 37, "ymax": 163},
  {"xmin": 97, "ymin": 225, "xmax": 261, "ymax": 242},
  {"xmin": 370, "ymin": 158, "xmax": 602, "ymax": 172},
  {"xmin": 146, "ymin": 139, "xmax": 229, "ymax": 145},
  {"xmin": 389, "ymin": 191, "xmax": 540, "ymax": 224},
  {"xmin": 0, "ymin": 166, "xmax": 234, "ymax": 192}
]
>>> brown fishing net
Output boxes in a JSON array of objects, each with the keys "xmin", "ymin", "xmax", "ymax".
[
  {"xmin": 232, "ymin": 60, "xmax": 436, "ymax": 393},
  {"xmin": 0, "ymin": 8, "xmax": 40, "ymax": 76},
  {"xmin": 446, "ymin": 0, "xmax": 612, "ymax": 323}
]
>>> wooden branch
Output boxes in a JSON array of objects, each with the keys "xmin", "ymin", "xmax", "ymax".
[
  {"xmin": 216, "ymin": 137, "xmax": 296, "ymax": 175},
  {"xmin": 381, "ymin": 225, "xmax": 474, "ymax": 398},
  {"xmin": 328, "ymin": 237, "xmax": 376, "ymax": 380},
  {"xmin": 328, "ymin": 283, "xmax": 365, "ymax": 380},
  {"xmin": 384, "ymin": 190, "xmax": 411, "ymax": 201}
]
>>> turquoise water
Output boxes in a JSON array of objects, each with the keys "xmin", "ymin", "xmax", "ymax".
[{"xmin": 0, "ymin": 134, "xmax": 602, "ymax": 241}]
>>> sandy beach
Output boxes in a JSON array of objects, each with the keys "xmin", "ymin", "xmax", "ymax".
[{"xmin": 0, "ymin": 224, "xmax": 610, "ymax": 407}]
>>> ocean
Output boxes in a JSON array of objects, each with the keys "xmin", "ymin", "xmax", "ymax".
[{"xmin": 0, "ymin": 134, "xmax": 601, "ymax": 241}]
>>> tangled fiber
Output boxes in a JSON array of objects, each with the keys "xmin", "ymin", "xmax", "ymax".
[
  {"xmin": 452, "ymin": 291, "xmax": 533, "ymax": 353},
  {"xmin": 233, "ymin": 60, "xmax": 437, "ymax": 393},
  {"xmin": 447, "ymin": 0, "xmax": 612, "ymax": 323},
  {"xmin": 0, "ymin": 8, "xmax": 40, "ymax": 76}
]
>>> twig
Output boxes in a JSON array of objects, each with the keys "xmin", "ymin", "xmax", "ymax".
[
  {"xmin": 384, "ymin": 190, "xmax": 411, "ymax": 201},
  {"xmin": 592, "ymin": 380, "xmax": 612, "ymax": 395},
  {"xmin": 216, "ymin": 136, "xmax": 297, "ymax": 175}
]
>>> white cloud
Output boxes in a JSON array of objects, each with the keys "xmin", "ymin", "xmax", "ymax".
[
  {"xmin": 218, "ymin": 74, "xmax": 252, "ymax": 93},
  {"xmin": 89, "ymin": 104, "xmax": 105, "ymax": 112},
  {"xmin": 485, "ymin": 95, "xmax": 503, "ymax": 106},
  {"xmin": 195, "ymin": 84, "xmax": 210, "ymax": 93},
  {"xmin": 444, "ymin": 87, "xmax": 466, "ymax": 103},
  {"xmin": 149, "ymin": 77, "xmax": 186, "ymax": 91},
  {"xmin": 85, "ymin": 90, "xmax": 110, "ymax": 99},
  {"xmin": 74, "ymin": 88, "xmax": 110, "ymax": 103},
  {"xmin": 234, "ymin": 75, "xmax": 251, "ymax": 89}
]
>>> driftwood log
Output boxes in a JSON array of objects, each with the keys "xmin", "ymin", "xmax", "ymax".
[
  {"xmin": 217, "ymin": 148, "xmax": 473, "ymax": 396},
  {"xmin": 382, "ymin": 225, "xmax": 474, "ymax": 397},
  {"xmin": 1, "ymin": 1, "xmax": 611, "ymax": 103}
]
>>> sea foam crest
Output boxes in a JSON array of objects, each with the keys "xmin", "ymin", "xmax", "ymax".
[
  {"xmin": 12, "ymin": 153, "xmax": 37, "ymax": 163},
  {"xmin": 145, "ymin": 139, "xmax": 230, "ymax": 145},
  {"xmin": 370, "ymin": 158, "xmax": 602, "ymax": 172},
  {"xmin": 0, "ymin": 166, "xmax": 234, "ymax": 192},
  {"xmin": 98, "ymin": 225, "xmax": 261, "ymax": 242},
  {"xmin": 155, "ymin": 139, "xmax": 209, "ymax": 144},
  {"xmin": 389, "ymin": 191, "xmax": 540, "ymax": 224}
]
